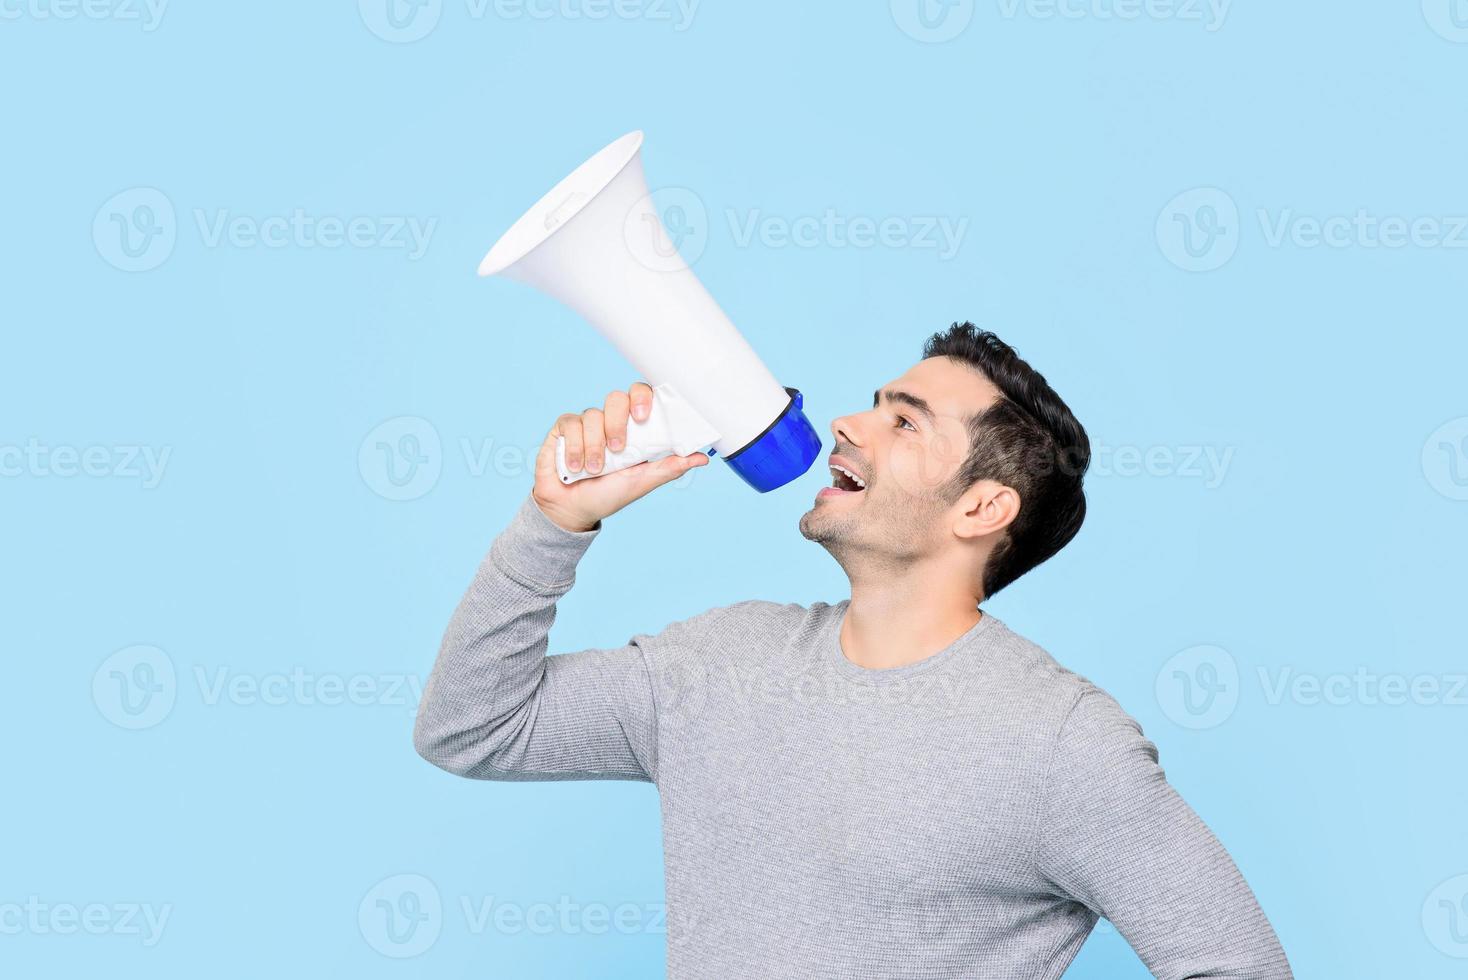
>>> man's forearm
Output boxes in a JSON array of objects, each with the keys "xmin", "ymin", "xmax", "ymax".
[{"xmin": 412, "ymin": 492, "xmax": 646, "ymax": 780}]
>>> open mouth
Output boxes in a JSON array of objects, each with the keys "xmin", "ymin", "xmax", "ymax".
[{"xmin": 824, "ymin": 462, "xmax": 867, "ymax": 494}]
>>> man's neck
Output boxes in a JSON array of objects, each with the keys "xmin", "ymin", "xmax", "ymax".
[{"xmin": 839, "ymin": 563, "xmax": 984, "ymax": 670}]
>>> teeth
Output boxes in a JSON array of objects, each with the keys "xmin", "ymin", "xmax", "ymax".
[{"xmin": 829, "ymin": 464, "xmax": 866, "ymax": 490}]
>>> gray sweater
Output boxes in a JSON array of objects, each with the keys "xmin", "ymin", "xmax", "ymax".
[{"xmin": 414, "ymin": 493, "xmax": 1292, "ymax": 979}]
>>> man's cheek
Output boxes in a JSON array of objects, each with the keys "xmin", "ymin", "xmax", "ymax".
[
  {"xmin": 890, "ymin": 421, "xmax": 968, "ymax": 497},
  {"xmin": 888, "ymin": 441, "xmax": 954, "ymax": 497},
  {"xmin": 928, "ymin": 419, "xmax": 969, "ymax": 473}
]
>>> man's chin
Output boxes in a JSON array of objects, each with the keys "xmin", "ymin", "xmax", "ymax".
[{"xmin": 798, "ymin": 500, "xmax": 862, "ymax": 543}]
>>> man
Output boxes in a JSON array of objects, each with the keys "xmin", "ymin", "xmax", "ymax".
[{"xmin": 414, "ymin": 322, "xmax": 1292, "ymax": 978}]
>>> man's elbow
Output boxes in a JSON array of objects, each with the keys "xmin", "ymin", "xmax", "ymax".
[
  {"xmin": 412, "ymin": 711, "xmax": 475, "ymax": 777},
  {"xmin": 412, "ymin": 706, "xmax": 522, "ymax": 779}
]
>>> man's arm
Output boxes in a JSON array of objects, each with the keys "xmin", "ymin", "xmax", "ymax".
[
  {"xmin": 413, "ymin": 491, "xmax": 721, "ymax": 783},
  {"xmin": 1033, "ymin": 687, "xmax": 1293, "ymax": 979},
  {"xmin": 413, "ymin": 382, "xmax": 714, "ymax": 782}
]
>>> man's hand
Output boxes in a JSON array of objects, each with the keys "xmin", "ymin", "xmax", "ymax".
[{"xmin": 531, "ymin": 381, "xmax": 711, "ymax": 533}]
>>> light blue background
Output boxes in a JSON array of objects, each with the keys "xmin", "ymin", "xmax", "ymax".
[{"xmin": 3, "ymin": 1, "xmax": 1466, "ymax": 976}]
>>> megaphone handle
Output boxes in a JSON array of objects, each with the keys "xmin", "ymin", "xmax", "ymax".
[
  {"xmin": 554, "ymin": 435, "xmax": 676, "ymax": 485},
  {"xmin": 552, "ymin": 383, "xmax": 720, "ymax": 485}
]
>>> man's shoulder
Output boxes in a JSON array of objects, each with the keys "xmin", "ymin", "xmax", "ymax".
[
  {"xmin": 632, "ymin": 597, "xmax": 834, "ymax": 650},
  {"xmin": 980, "ymin": 616, "xmax": 1144, "ymax": 740},
  {"xmin": 707, "ymin": 598, "xmax": 847, "ymax": 651},
  {"xmin": 980, "ymin": 614, "xmax": 1090, "ymax": 694}
]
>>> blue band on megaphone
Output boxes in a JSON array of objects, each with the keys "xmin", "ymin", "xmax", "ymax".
[{"xmin": 722, "ymin": 387, "xmax": 823, "ymax": 493}]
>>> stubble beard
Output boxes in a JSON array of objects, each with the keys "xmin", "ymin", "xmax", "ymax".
[{"xmin": 799, "ymin": 488, "xmax": 948, "ymax": 574}]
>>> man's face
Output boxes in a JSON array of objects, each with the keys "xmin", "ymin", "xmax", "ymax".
[{"xmin": 799, "ymin": 356, "xmax": 1002, "ymax": 566}]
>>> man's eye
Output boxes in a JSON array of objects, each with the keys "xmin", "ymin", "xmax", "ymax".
[{"xmin": 896, "ymin": 415, "xmax": 917, "ymax": 432}]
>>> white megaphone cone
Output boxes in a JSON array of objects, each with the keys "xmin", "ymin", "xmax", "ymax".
[{"xmin": 478, "ymin": 131, "xmax": 822, "ymax": 493}]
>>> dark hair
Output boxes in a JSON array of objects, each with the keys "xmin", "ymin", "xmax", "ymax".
[{"xmin": 922, "ymin": 322, "xmax": 1090, "ymax": 598}]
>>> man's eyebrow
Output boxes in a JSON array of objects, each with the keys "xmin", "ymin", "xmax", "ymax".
[{"xmin": 873, "ymin": 388, "xmax": 936, "ymax": 423}]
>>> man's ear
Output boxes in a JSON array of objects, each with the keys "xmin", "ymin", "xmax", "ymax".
[{"xmin": 952, "ymin": 480, "xmax": 1021, "ymax": 542}]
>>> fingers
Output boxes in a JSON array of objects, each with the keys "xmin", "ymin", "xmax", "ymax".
[
  {"xmin": 629, "ymin": 382, "xmax": 654, "ymax": 424},
  {"xmin": 580, "ymin": 408, "xmax": 607, "ymax": 474},
  {"xmin": 647, "ymin": 450, "xmax": 710, "ymax": 486},
  {"xmin": 601, "ymin": 451, "xmax": 707, "ymax": 500},
  {"xmin": 554, "ymin": 411, "xmax": 586, "ymax": 473},
  {"xmin": 657, "ymin": 451, "xmax": 711, "ymax": 488},
  {"xmin": 578, "ymin": 383, "xmax": 654, "ymax": 473},
  {"xmin": 553, "ymin": 384, "xmax": 659, "ymax": 477},
  {"xmin": 604, "ymin": 389, "xmax": 630, "ymax": 454}
]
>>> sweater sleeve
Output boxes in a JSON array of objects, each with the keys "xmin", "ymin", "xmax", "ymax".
[
  {"xmin": 1033, "ymin": 687, "xmax": 1293, "ymax": 979},
  {"xmin": 412, "ymin": 492, "xmax": 718, "ymax": 784}
]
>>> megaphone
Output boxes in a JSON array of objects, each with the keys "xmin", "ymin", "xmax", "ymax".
[{"xmin": 478, "ymin": 131, "xmax": 822, "ymax": 493}]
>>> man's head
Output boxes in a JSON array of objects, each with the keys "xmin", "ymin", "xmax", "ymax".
[{"xmin": 798, "ymin": 322, "xmax": 1090, "ymax": 600}]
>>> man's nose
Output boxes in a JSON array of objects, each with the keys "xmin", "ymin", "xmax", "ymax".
[{"xmin": 831, "ymin": 412, "xmax": 863, "ymax": 447}]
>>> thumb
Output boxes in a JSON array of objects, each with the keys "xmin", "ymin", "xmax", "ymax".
[
  {"xmin": 534, "ymin": 425, "xmax": 563, "ymax": 486},
  {"xmin": 617, "ymin": 451, "xmax": 711, "ymax": 498}
]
